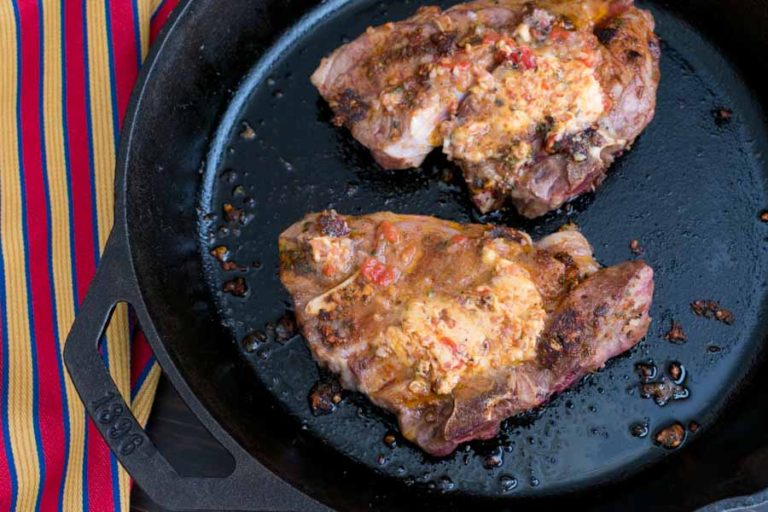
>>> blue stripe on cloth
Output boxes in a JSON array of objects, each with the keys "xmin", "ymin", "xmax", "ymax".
[
  {"xmin": 150, "ymin": 0, "xmax": 168, "ymax": 22},
  {"xmin": 59, "ymin": 0, "xmax": 81, "ymax": 312},
  {"xmin": 81, "ymin": 0, "xmax": 101, "ymax": 268},
  {"xmin": 130, "ymin": 0, "xmax": 143, "ymax": 69},
  {"xmin": 12, "ymin": 1, "xmax": 47, "ymax": 509},
  {"xmin": 131, "ymin": 357, "xmax": 156, "ymax": 401}
]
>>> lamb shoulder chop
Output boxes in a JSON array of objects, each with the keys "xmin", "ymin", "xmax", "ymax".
[
  {"xmin": 279, "ymin": 211, "xmax": 654, "ymax": 455},
  {"xmin": 311, "ymin": 0, "xmax": 660, "ymax": 218}
]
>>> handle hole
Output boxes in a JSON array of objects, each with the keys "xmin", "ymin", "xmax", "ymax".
[
  {"xmin": 142, "ymin": 377, "xmax": 236, "ymax": 478},
  {"xmin": 98, "ymin": 303, "xmax": 236, "ymax": 479}
]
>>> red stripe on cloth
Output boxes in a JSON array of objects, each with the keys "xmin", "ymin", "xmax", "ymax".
[
  {"xmin": 0, "ymin": 307, "xmax": 9, "ymax": 510},
  {"xmin": 17, "ymin": 2, "xmax": 66, "ymax": 510},
  {"xmin": 63, "ymin": 0, "xmax": 97, "ymax": 302},
  {"xmin": 66, "ymin": 0, "xmax": 115, "ymax": 509},
  {"xmin": 107, "ymin": 0, "xmax": 139, "ymax": 129},
  {"xmin": 149, "ymin": 0, "xmax": 179, "ymax": 43},
  {"xmin": 130, "ymin": 330, "xmax": 152, "ymax": 386},
  {"xmin": 85, "ymin": 419, "xmax": 115, "ymax": 512}
]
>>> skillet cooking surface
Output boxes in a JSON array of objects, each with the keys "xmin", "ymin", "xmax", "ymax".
[{"xmin": 199, "ymin": 0, "xmax": 768, "ymax": 497}]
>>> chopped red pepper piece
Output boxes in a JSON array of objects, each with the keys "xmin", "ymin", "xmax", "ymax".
[
  {"xmin": 439, "ymin": 337, "xmax": 460, "ymax": 356},
  {"xmin": 549, "ymin": 26, "xmax": 569, "ymax": 42},
  {"xmin": 360, "ymin": 257, "xmax": 399, "ymax": 287},
  {"xmin": 378, "ymin": 221, "xmax": 400, "ymax": 244},
  {"xmin": 482, "ymin": 32, "xmax": 503, "ymax": 45},
  {"xmin": 497, "ymin": 45, "xmax": 537, "ymax": 70}
]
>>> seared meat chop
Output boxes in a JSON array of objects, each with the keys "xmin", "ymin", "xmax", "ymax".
[
  {"xmin": 311, "ymin": 0, "xmax": 660, "ymax": 218},
  {"xmin": 279, "ymin": 212, "xmax": 654, "ymax": 455}
]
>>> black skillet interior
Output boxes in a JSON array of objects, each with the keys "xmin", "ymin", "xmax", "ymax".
[{"xmin": 126, "ymin": 0, "xmax": 768, "ymax": 509}]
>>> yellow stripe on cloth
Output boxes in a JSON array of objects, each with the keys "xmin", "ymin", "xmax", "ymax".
[
  {"xmin": 84, "ymin": 0, "xmax": 132, "ymax": 408},
  {"xmin": 85, "ymin": 2, "xmax": 135, "ymax": 510},
  {"xmin": 0, "ymin": 3, "xmax": 41, "ymax": 510},
  {"xmin": 138, "ymin": 0, "xmax": 153, "ymax": 61},
  {"xmin": 132, "ymin": 364, "xmax": 162, "ymax": 426}
]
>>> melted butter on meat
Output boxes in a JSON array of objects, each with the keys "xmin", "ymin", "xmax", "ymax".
[
  {"xmin": 444, "ymin": 34, "xmax": 606, "ymax": 165},
  {"xmin": 378, "ymin": 247, "xmax": 545, "ymax": 396}
]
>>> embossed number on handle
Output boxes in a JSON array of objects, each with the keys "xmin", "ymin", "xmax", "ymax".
[
  {"xmin": 120, "ymin": 434, "xmax": 144, "ymax": 456},
  {"xmin": 91, "ymin": 392, "xmax": 144, "ymax": 457},
  {"xmin": 109, "ymin": 417, "xmax": 133, "ymax": 439}
]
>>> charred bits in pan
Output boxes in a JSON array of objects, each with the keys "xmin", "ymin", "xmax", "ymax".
[
  {"xmin": 222, "ymin": 277, "xmax": 248, "ymax": 297},
  {"xmin": 637, "ymin": 361, "xmax": 689, "ymax": 407},
  {"xmin": 664, "ymin": 320, "xmax": 687, "ymax": 344},
  {"xmin": 691, "ymin": 300, "xmax": 735, "ymax": 325},
  {"xmin": 712, "ymin": 107, "xmax": 733, "ymax": 126},
  {"xmin": 654, "ymin": 422, "xmax": 686, "ymax": 449},
  {"xmin": 309, "ymin": 376, "xmax": 343, "ymax": 416}
]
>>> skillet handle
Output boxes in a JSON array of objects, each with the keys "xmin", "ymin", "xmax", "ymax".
[{"xmin": 64, "ymin": 232, "xmax": 329, "ymax": 511}]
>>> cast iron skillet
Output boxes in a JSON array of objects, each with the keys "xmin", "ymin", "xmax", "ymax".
[{"xmin": 64, "ymin": 0, "xmax": 768, "ymax": 510}]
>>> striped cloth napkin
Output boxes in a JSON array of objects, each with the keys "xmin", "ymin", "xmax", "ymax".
[{"xmin": 0, "ymin": 0, "xmax": 179, "ymax": 510}]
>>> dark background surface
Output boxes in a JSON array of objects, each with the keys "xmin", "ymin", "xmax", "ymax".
[
  {"xmin": 130, "ymin": 373, "xmax": 768, "ymax": 511},
  {"xmin": 130, "ymin": 376, "xmax": 233, "ymax": 512}
]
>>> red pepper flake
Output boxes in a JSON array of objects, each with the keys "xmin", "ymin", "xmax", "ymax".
[
  {"xmin": 760, "ymin": 210, "xmax": 768, "ymax": 223},
  {"xmin": 360, "ymin": 257, "xmax": 399, "ymax": 287},
  {"xmin": 322, "ymin": 263, "xmax": 336, "ymax": 277},
  {"xmin": 482, "ymin": 32, "xmax": 503, "ymax": 45},
  {"xmin": 440, "ymin": 59, "xmax": 471, "ymax": 72},
  {"xmin": 629, "ymin": 239, "xmax": 643, "ymax": 255},
  {"xmin": 497, "ymin": 45, "xmax": 537, "ymax": 70},
  {"xmin": 549, "ymin": 26, "xmax": 569, "ymax": 42},
  {"xmin": 439, "ymin": 338, "xmax": 462, "ymax": 362},
  {"xmin": 664, "ymin": 321, "xmax": 687, "ymax": 344},
  {"xmin": 378, "ymin": 221, "xmax": 400, "ymax": 244},
  {"xmin": 450, "ymin": 235, "xmax": 469, "ymax": 245}
]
